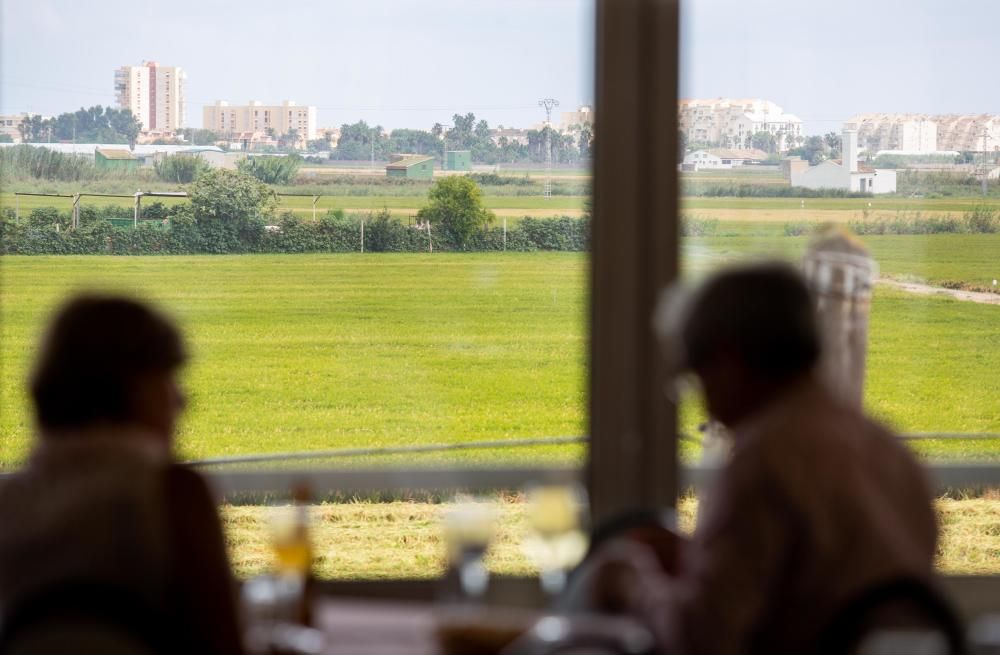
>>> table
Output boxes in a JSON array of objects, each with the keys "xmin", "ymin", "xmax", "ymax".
[{"xmin": 309, "ymin": 599, "xmax": 654, "ymax": 655}]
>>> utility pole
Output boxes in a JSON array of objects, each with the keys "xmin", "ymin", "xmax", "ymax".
[
  {"xmin": 538, "ymin": 98, "xmax": 559, "ymax": 199},
  {"xmin": 982, "ymin": 128, "xmax": 990, "ymax": 197}
]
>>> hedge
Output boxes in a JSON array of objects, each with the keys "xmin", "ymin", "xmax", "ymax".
[
  {"xmin": 684, "ymin": 183, "xmax": 874, "ymax": 199},
  {"xmin": 1, "ymin": 207, "xmax": 591, "ymax": 255}
]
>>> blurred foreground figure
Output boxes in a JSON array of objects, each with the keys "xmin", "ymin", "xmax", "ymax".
[
  {"xmin": 0, "ymin": 296, "xmax": 243, "ymax": 654},
  {"xmin": 596, "ymin": 263, "xmax": 939, "ymax": 654}
]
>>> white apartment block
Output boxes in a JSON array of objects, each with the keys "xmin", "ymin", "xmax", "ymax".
[
  {"xmin": 203, "ymin": 101, "xmax": 317, "ymax": 142},
  {"xmin": 848, "ymin": 114, "xmax": 938, "ymax": 152},
  {"xmin": 115, "ymin": 61, "xmax": 186, "ymax": 132},
  {"xmin": 678, "ymin": 98, "xmax": 803, "ymax": 151},
  {"xmin": 850, "ymin": 113, "xmax": 1000, "ymax": 153}
]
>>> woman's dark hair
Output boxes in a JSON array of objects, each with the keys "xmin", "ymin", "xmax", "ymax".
[{"xmin": 29, "ymin": 295, "xmax": 187, "ymax": 432}]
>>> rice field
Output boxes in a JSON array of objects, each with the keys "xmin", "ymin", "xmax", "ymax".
[{"xmin": 2, "ymin": 225, "xmax": 997, "ymax": 578}]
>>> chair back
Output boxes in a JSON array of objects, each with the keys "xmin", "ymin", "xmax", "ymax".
[
  {"xmin": 0, "ymin": 580, "xmax": 170, "ymax": 655},
  {"xmin": 819, "ymin": 577, "xmax": 967, "ymax": 655}
]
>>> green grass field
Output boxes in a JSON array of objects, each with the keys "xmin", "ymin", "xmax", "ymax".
[
  {"xmin": 0, "ymin": 254, "xmax": 588, "ymax": 469},
  {"xmin": 3, "ymin": 246, "xmax": 998, "ymax": 579},
  {"xmin": 685, "ymin": 234, "xmax": 1000, "ymax": 289},
  {"xmin": 3, "ymin": 169, "xmax": 998, "ymax": 578},
  {"xmin": 2, "ymin": 244, "xmax": 998, "ymax": 469}
]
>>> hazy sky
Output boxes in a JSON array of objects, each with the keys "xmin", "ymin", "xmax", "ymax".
[
  {"xmin": 2, "ymin": 0, "xmax": 998, "ymax": 134},
  {"xmin": 681, "ymin": 0, "xmax": 1000, "ymax": 134}
]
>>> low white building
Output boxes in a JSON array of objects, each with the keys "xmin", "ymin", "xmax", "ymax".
[
  {"xmin": 684, "ymin": 150, "xmax": 725, "ymax": 169},
  {"xmin": 786, "ymin": 130, "xmax": 896, "ymax": 194},
  {"xmin": 683, "ymin": 148, "xmax": 768, "ymax": 170}
]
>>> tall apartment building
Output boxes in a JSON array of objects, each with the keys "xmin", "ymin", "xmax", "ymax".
[
  {"xmin": 678, "ymin": 98, "xmax": 802, "ymax": 151},
  {"xmin": 849, "ymin": 113, "xmax": 1000, "ymax": 153},
  {"xmin": 203, "ymin": 101, "xmax": 317, "ymax": 141},
  {"xmin": 114, "ymin": 61, "xmax": 186, "ymax": 132}
]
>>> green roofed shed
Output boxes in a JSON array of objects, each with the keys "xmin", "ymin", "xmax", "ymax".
[
  {"xmin": 95, "ymin": 148, "xmax": 139, "ymax": 173},
  {"xmin": 386, "ymin": 154, "xmax": 435, "ymax": 180}
]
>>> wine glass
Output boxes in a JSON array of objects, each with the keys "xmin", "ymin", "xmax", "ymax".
[
  {"xmin": 442, "ymin": 495, "xmax": 498, "ymax": 601},
  {"xmin": 522, "ymin": 482, "xmax": 589, "ymax": 597}
]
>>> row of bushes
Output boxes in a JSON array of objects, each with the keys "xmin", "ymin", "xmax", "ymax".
[
  {"xmin": 0, "ymin": 207, "xmax": 590, "ymax": 255},
  {"xmin": 685, "ymin": 183, "xmax": 874, "ymax": 199},
  {"xmin": 848, "ymin": 208, "xmax": 999, "ymax": 235}
]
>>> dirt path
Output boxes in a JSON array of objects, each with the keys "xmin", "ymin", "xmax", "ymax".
[{"xmin": 879, "ymin": 278, "xmax": 1000, "ymax": 305}]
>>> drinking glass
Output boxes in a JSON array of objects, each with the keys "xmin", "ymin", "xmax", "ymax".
[
  {"xmin": 522, "ymin": 483, "xmax": 589, "ymax": 597},
  {"xmin": 442, "ymin": 496, "xmax": 499, "ymax": 601},
  {"xmin": 268, "ymin": 504, "xmax": 312, "ymax": 624}
]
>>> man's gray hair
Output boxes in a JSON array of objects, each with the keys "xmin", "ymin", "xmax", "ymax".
[{"xmin": 654, "ymin": 262, "xmax": 821, "ymax": 380}]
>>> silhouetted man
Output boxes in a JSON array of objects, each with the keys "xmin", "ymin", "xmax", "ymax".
[{"xmin": 597, "ymin": 263, "xmax": 938, "ymax": 654}]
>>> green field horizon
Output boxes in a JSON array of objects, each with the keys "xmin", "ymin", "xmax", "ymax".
[{"xmin": 2, "ymin": 246, "xmax": 998, "ymax": 470}]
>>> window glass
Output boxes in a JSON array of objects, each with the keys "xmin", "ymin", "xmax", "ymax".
[
  {"xmin": 679, "ymin": 0, "xmax": 1000, "ymax": 575},
  {"xmin": 0, "ymin": 0, "xmax": 594, "ymax": 579}
]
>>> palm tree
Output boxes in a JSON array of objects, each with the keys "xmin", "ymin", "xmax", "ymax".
[{"xmin": 280, "ymin": 128, "xmax": 300, "ymax": 151}]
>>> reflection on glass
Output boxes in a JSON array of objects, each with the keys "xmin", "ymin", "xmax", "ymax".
[{"xmin": 523, "ymin": 483, "xmax": 589, "ymax": 596}]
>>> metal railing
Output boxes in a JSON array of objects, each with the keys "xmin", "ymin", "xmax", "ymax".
[{"xmin": 188, "ymin": 433, "xmax": 1000, "ymax": 501}]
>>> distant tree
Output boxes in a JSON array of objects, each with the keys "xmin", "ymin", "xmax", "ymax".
[
  {"xmin": 474, "ymin": 120, "xmax": 490, "ymax": 141},
  {"xmin": 332, "ymin": 120, "xmax": 388, "ymax": 160},
  {"xmin": 188, "ymin": 168, "xmax": 277, "ymax": 222},
  {"xmin": 277, "ymin": 128, "xmax": 301, "ymax": 151},
  {"xmin": 578, "ymin": 126, "xmax": 593, "ymax": 160},
  {"xmin": 107, "ymin": 108, "xmax": 141, "ymax": 148},
  {"xmin": 307, "ymin": 138, "xmax": 331, "ymax": 152},
  {"xmin": 237, "ymin": 154, "xmax": 302, "ymax": 184},
  {"xmin": 751, "ymin": 131, "xmax": 777, "ymax": 154},
  {"xmin": 18, "ymin": 115, "xmax": 46, "ymax": 142},
  {"xmin": 864, "ymin": 135, "xmax": 881, "ymax": 161},
  {"xmin": 677, "ymin": 129, "xmax": 688, "ymax": 163},
  {"xmin": 496, "ymin": 136, "xmax": 527, "ymax": 164},
  {"xmin": 787, "ymin": 135, "xmax": 828, "ymax": 165},
  {"xmin": 416, "ymin": 176, "xmax": 495, "ymax": 246},
  {"xmin": 525, "ymin": 126, "xmax": 579, "ymax": 163},
  {"xmin": 824, "ymin": 132, "xmax": 842, "ymax": 159},
  {"xmin": 21, "ymin": 106, "xmax": 141, "ymax": 147},
  {"xmin": 445, "ymin": 113, "xmax": 498, "ymax": 163},
  {"xmin": 388, "ymin": 128, "xmax": 440, "ymax": 156},
  {"xmin": 180, "ymin": 128, "xmax": 222, "ymax": 145},
  {"xmin": 0, "ymin": 134, "xmax": 12, "ymax": 143},
  {"xmin": 154, "ymin": 153, "xmax": 211, "ymax": 184}
]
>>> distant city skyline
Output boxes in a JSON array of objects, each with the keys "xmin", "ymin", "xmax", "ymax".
[{"xmin": 3, "ymin": 0, "xmax": 999, "ymax": 135}]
